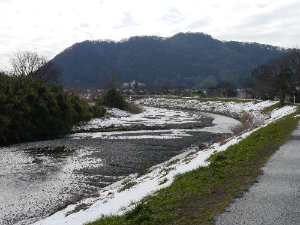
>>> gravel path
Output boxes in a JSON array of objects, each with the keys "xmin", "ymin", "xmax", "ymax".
[{"xmin": 215, "ymin": 122, "xmax": 300, "ymax": 225}]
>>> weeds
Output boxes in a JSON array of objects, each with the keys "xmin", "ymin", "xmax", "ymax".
[
  {"xmin": 159, "ymin": 167, "xmax": 175, "ymax": 176},
  {"xmin": 185, "ymin": 151, "xmax": 197, "ymax": 158},
  {"xmin": 117, "ymin": 126, "xmax": 131, "ymax": 131},
  {"xmin": 240, "ymin": 112, "xmax": 252, "ymax": 124},
  {"xmin": 159, "ymin": 96, "xmax": 257, "ymax": 103},
  {"xmin": 198, "ymin": 143, "xmax": 208, "ymax": 150},
  {"xmin": 159, "ymin": 178, "xmax": 168, "ymax": 185},
  {"xmin": 165, "ymin": 159, "xmax": 180, "ymax": 167},
  {"xmin": 210, "ymin": 134, "xmax": 232, "ymax": 146},
  {"xmin": 127, "ymin": 102, "xmax": 143, "ymax": 114},
  {"xmin": 261, "ymin": 102, "xmax": 280, "ymax": 114},
  {"xmin": 65, "ymin": 203, "xmax": 93, "ymax": 217},
  {"xmin": 86, "ymin": 113, "xmax": 299, "ymax": 225},
  {"xmin": 118, "ymin": 181, "xmax": 137, "ymax": 193},
  {"xmin": 137, "ymin": 164, "xmax": 152, "ymax": 178},
  {"xmin": 232, "ymin": 112, "xmax": 255, "ymax": 135}
]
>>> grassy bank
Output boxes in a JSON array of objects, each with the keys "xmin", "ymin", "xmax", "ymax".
[
  {"xmin": 87, "ymin": 111, "xmax": 299, "ymax": 225},
  {"xmin": 154, "ymin": 96, "xmax": 259, "ymax": 103}
]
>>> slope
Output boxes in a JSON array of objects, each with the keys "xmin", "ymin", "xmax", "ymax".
[{"xmin": 52, "ymin": 32, "xmax": 284, "ymax": 88}]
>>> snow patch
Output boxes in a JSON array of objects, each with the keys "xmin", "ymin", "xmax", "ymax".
[
  {"xmin": 74, "ymin": 106, "xmax": 204, "ymax": 131},
  {"xmin": 33, "ymin": 100, "xmax": 297, "ymax": 225}
]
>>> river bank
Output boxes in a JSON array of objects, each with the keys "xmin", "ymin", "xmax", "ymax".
[
  {"xmin": 31, "ymin": 98, "xmax": 297, "ymax": 225},
  {"xmin": 1, "ymin": 103, "xmax": 239, "ymax": 225}
]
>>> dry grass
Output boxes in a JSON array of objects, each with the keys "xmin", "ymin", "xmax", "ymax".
[
  {"xmin": 198, "ymin": 143, "xmax": 208, "ymax": 150},
  {"xmin": 240, "ymin": 112, "xmax": 252, "ymax": 124},
  {"xmin": 137, "ymin": 165, "xmax": 152, "ymax": 178},
  {"xmin": 127, "ymin": 102, "xmax": 143, "ymax": 114},
  {"xmin": 159, "ymin": 167, "xmax": 175, "ymax": 176},
  {"xmin": 86, "ymin": 113, "xmax": 300, "ymax": 225},
  {"xmin": 118, "ymin": 181, "xmax": 138, "ymax": 193},
  {"xmin": 210, "ymin": 134, "xmax": 232, "ymax": 146},
  {"xmin": 232, "ymin": 112, "xmax": 255, "ymax": 135},
  {"xmin": 65, "ymin": 203, "xmax": 93, "ymax": 217},
  {"xmin": 165, "ymin": 159, "xmax": 180, "ymax": 167}
]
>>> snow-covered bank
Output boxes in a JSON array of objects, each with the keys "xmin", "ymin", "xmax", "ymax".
[
  {"xmin": 32, "ymin": 100, "xmax": 297, "ymax": 225},
  {"xmin": 73, "ymin": 106, "xmax": 206, "ymax": 132},
  {"xmin": 136, "ymin": 98, "xmax": 276, "ymax": 123},
  {"xmin": 70, "ymin": 112, "xmax": 240, "ymax": 140}
]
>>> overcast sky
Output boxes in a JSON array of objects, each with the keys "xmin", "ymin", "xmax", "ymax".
[{"xmin": 1, "ymin": 0, "xmax": 299, "ymax": 69}]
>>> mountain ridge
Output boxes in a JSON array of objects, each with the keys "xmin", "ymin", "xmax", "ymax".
[{"xmin": 52, "ymin": 32, "xmax": 284, "ymax": 88}]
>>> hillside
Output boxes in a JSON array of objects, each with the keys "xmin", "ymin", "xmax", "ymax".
[{"xmin": 52, "ymin": 32, "xmax": 284, "ymax": 88}]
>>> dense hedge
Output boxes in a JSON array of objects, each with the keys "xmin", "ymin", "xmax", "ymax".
[{"xmin": 0, "ymin": 73, "xmax": 104, "ymax": 144}]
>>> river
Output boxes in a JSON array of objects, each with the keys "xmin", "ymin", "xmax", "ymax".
[{"xmin": 0, "ymin": 107, "xmax": 237, "ymax": 225}]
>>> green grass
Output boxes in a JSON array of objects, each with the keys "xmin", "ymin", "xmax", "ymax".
[
  {"xmin": 261, "ymin": 102, "xmax": 281, "ymax": 113},
  {"xmin": 159, "ymin": 178, "xmax": 168, "ymax": 185},
  {"xmin": 86, "ymin": 111, "xmax": 299, "ymax": 225},
  {"xmin": 154, "ymin": 96, "xmax": 260, "ymax": 103},
  {"xmin": 261, "ymin": 102, "xmax": 296, "ymax": 114}
]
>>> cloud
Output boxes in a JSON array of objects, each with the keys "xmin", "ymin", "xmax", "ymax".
[
  {"xmin": 1, "ymin": 0, "xmax": 300, "ymax": 69},
  {"xmin": 113, "ymin": 12, "xmax": 139, "ymax": 29},
  {"xmin": 213, "ymin": 1, "xmax": 300, "ymax": 47},
  {"xmin": 80, "ymin": 23, "xmax": 90, "ymax": 28},
  {"xmin": 160, "ymin": 7, "xmax": 186, "ymax": 25},
  {"xmin": 186, "ymin": 19, "xmax": 210, "ymax": 29},
  {"xmin": 0, "ymin": 0, "xmax": 13, "ymax": 3},
  {"xmin": 240, "ymin": 1, "xmax": 299, "ymax": 28}
]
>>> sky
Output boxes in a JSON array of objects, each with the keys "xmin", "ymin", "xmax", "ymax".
[{"xmin": 1, "ymin": 0, "xmax": 300, "ymax": 70}]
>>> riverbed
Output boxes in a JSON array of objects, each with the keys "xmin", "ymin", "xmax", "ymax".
[{"xmin": 0, "ymin": 107, "xmax": 238, "ymax": 225}]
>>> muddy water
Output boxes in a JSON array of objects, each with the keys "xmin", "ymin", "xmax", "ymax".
[{"xmin": 0, "ymin": 118, "xmax": 224, "ymax": 225}]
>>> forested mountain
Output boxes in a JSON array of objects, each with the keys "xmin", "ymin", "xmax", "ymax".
[{"xmin": 52, "ymin": 32, "xmax": 284, "ymax": 88}]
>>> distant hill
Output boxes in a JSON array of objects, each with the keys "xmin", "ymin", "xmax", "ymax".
[{"xmin": 52, "ymin": 32, "xmax": 284, "ymax": 88}]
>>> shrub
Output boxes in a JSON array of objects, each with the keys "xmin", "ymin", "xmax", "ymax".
[
  {"xmin": 0, "ymin": 72, "xmax": 93, "ymax": 144},
  {"xmin": 90, "ymin": 105, "xmax": 106, "ymax": 118},
  {"xmin": 97, "ymin": 87, "xmax": 128, "ymax": 110}
]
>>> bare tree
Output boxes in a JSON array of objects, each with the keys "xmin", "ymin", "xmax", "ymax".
[
  {"xmin": 273, "ymin": 67, "xmax": 295, "ymax": 107},
  {"xmin": 10, "ymin": 51, "xmax": 47, "ymax": 76},
  {"xmin": 243, "ymin": 78, "xmax": 255, "ymax": 99},
  {"xmin": 283, "ymin": 48, "xmax": 300, "ymax": 86},
  {"xmin": 216, "ymin": 81, "xmax": 237, "ymax": 98},
  {"xmin": 10, "ymin": 51, "xmax": 61, "ymax": 83},
  {"xmin": 251, "ymin": 51, "xmax": 298, "ymax": 105},
  {"xmin": 103, "ymin": 71, "xmax": 120, "ymax": 89},
  {"xmin": 251, "ymin": 64, "xmax": 274, "ymax": 99}
]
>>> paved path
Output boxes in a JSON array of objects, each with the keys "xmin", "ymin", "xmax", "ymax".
[{"xmin": 215, "ymin": 122, "xmax": 300, "ymax": 225}]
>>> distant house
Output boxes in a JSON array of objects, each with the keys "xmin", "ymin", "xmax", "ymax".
[{"xmin": 120, "ymin": 80, "xmax": 147, "ymax": 95}]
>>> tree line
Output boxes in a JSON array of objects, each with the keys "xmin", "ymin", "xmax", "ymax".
[
  {"xmin": 246, "ymin": 48, "xmax": 300, "ymax": 106},
  {"xmin": 52, "ymin": 32, "xmax": 284, "ymax": 88},
  {"xmin": 205, "ymin": 48, "xmax": 300, "ymax": 104}
]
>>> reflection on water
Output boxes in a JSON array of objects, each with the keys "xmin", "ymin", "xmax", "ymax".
[{"xmin": 0, "ymin": 127, "xmax": 221, "ymax": 225}]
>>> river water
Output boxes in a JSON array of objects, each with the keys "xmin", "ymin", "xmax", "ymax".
[{"xmin": 0, "ymin": 109, "xmax": 233, "ymax": 225}]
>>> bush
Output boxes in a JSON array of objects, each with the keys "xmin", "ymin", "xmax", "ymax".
[
  {"xmin": 0, "ymin": 72, "xmax": 93, "ymax": 144},
  {"xmin": 90, "ymin": 105, "xmax": 106, "ymax": 118},
  {"xmin": 97, "ymin": 87, "xmax": 128, "ymax": 110}
]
